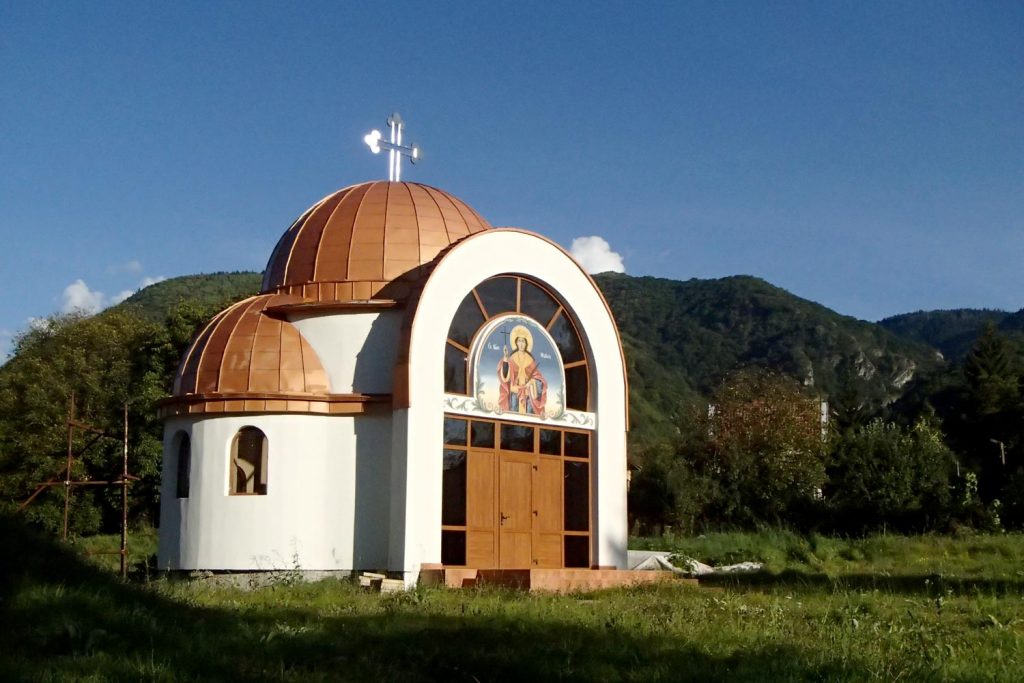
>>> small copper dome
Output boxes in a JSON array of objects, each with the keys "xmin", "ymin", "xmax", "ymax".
[
  {"xmin": 174, "ymin": 293, "xmax": 330, "ymax": 397},
  {"xmin": 261, "ymin": 181, "xmax": 491, "ymax": 302}
]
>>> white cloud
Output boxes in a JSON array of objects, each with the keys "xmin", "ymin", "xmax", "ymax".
[
  {"xmin": 140, "ymin": 275, "xmax": 166, "ymax": 288},
  {"xmin": 569, "ymin": 236, "xmax": 626, "ymax": 274},
  {"xmin": 58, "ymin": 272, "xmax": 166, "ymax": 316},
  {"xmin": 62, "ymin": 279, "xmax": 106, "ymax": 314},
  {"xmin": 106, "ymin": 260, "xmax": 143, "ymax": 275},
  {"xmin": 109, "ymin": 289, "xmax": 134, "ymax": 306}
]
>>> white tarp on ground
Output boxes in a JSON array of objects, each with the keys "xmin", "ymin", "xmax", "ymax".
[{"xmin": 627, "ymin": 550, "xmax": 762, "ymax": 576}]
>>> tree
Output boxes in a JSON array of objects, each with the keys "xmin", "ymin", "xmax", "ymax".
[
  {"xmin": 0, "ymin": 280, "xmax": 257, "ymax": 537},
  {"xmin": 627, "ymin": 370, "xmax": 828, "ymax": 533},
  {"xmin": 699, "ymin": 369, "xmax": 827, "ymax": 527},
  {"xmin": 0, "ymin": 310, "xmax": 161, "ymax": 532},
  {"xmin": 958, "ymin": 324, "xmax": 1021, "ymax": 500},
  {"xmin": 963, "ymin": 323, "xmax": 1020, "ymax": 417},
  {"xmin": 831, "ymin": 355, "xmax": 872, "ymax": 433},
  {"xmin": 825, "ymin": 418, "xmax": 955, "ymax": 533},
  {"xmin": 0, "ymin": 301, "xmax": 219, "ymax": 535}
]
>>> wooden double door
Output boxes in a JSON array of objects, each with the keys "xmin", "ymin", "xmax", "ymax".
[
  {"xmin": 442, "ymin": 418, "xmax": 591, "ymax": 569},
  {"xmin": 457, "ymin": 449, "xmax": 563, "ymax": 568},
  {"xmin": 496, "ymin": 451, "xmax": 563, "ymax": 568}
]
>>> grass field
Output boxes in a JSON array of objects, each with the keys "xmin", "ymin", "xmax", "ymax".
[{"xmin": 2, "ymin": 517, "xmax": 1022, "ymax": 682}]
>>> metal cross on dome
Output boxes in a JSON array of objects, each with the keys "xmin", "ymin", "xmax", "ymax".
[{"xmin": 363, "ymin": 113, "xmax": 421, "ymax": 181}]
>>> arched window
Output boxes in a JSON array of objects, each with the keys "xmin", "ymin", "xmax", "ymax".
[
  {"xmin": 230, "ymin": 427, "xmax": 268, "ymax": 495},
  {"xmin": 444, "ymin": 276, "xmax": 590, "ymax": 411},
  {"xmin": 175, "ymin": 433, "xmax": 191, "ymax": 499}
]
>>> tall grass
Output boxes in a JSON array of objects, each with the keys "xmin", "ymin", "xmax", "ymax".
[
  {"xmin": 634, "ymin": 529, "xmax": 1024, "ymax": 579},
  {"xmin": 71, "ymin": 524, "xmax": 158, "ymax": 575},
  {"xmin": 2, "ymin": 517, "xmax": 1022, "ymax": 682}
]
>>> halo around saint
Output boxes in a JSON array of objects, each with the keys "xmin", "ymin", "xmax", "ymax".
[{"xmin": 509, "ymin": 324, "xmax": 533, "ymax": 352}]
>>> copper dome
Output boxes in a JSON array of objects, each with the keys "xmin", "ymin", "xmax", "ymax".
[
  {"xmin": 173, "ymin": 293, "xmax": 330, "ymax": 397},
  {"xmin": 261, "ymin": 181, "xmax": 492, "ymax": 302}
]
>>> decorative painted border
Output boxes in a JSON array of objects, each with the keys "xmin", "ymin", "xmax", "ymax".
[{"xmin": 443, "ymin": 394, "xmax": 596, "ymax": 429}]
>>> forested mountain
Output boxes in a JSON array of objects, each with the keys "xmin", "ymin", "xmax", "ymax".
[
  {"xmin": 879, "ymin": 309, "xmax": 1010, "ymax": 361},
  {"xmin": 113, "ymin": 272, "xmax": 262, "ymax": 322},
  {"xmin": 593, "ymin": 273, "xmax": 940, "ymax": 449},
  {"xmin": 1001, "ymin": 309, "xmax": 1024, "ymax": 335},
  {"xmin": 2, "ymin": 269, "xmax": 1020, "ymax": 536}
]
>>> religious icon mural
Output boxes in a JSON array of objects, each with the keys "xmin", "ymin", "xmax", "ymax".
[
  {"xmin": 470, "ymin": 315, "xmax": 565, "ymax": 420},
  {"xmin": 498, "ymin": 323, "xmax": 547, "ymax": 415}
]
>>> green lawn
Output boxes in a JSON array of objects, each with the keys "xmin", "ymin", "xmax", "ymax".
[{"xmin": 2, "ymin": 518, "xmax": 1022, "ymax": 682}]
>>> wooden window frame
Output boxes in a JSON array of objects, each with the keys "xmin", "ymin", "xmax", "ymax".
[
  {"xmin": 440, "ymin": 415, "xmax": 592, "ymax": 568},
  {"xmin": 230, "ymin": 426, "xmax": 269, "ymax": 496},
  {"xmin": 443, "ymin": 275, "xmax": 592, "ymax": 412}
]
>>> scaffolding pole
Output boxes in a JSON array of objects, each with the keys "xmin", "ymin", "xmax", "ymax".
[{"xmin": 19, "ymin": 395, "xmax": 136, "ymax": 579}]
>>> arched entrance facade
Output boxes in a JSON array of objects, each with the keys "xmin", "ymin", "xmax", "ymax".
[
  {"xmin": 392, "ymin": 229, "xmax": 628, "ymax": 578},
  {"xmin": 439, "ymin": 275, "xmax": 594, "ymax": 569}
]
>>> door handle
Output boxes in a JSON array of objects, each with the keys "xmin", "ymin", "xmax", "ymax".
[{"xmin": 500, "ymin": 512, "xmax": 510, "ymax": 525}]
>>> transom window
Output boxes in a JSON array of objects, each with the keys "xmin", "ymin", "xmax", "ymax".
[{"xmin": 444, "ymin": 276, "xmax": 590, "ymax": 411}]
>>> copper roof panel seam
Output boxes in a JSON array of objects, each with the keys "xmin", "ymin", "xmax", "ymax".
[
  {"xmin": 262, "ymin": 218, "xmax": 302, "ymax": 291},
  {"xmin": 261, "ymin": 299, "xmax": 286, "ymax": 392},
  {"xmin": 182, "ymin": 303, "xmax": 233, "ymax": 380},
  {"xmin": 275, "ymin": 303, "xmax": 287, "ymax": 391},
  {"xmin": 423, "ymin": 185, "xmax": 460, "ymax": 230},
  {"xmin": 272, "ymin": 313, "xmax": 288, "ymax": 393},
  {"xmin": 174, "ymin": 305, "xmax": 229, "ymax": 393},
  {"xmin": 402, "ymin": 181, "xmax": 424, "ymax": 267},
  {"xmin": 346, "ymin": 182, "xmax": 378, "ymax": 286},
  {"xmin": 382, "ymin": 181, "xmax": 393, "ymax": 285},
  {"xmin": 282, "ymin": 192, "xmax": 341, "ymax": 287},
  {"xmin": 204, "ymin": 298, "xmax": 255, "ymax": 394},
  {"xmin": 307, "ymin": 189, "xmax": 356, "ymax": 282},
  {"xmin": 406, "ymin": 184, "xmax": 444, "ymax": 220},
  {"xmin": 274, "ymin": 210, "xmax": 312, "ymax": 289},
  {"xmin": 243, "ymin": 298, "xmax": 270, "ymax": 393},
  {"xmin": 301, "ymin": 336, "xmax": 328, "ymax": 393},
  {"xmin": 464, "ymin": 203, "xmax": 490, "ymax": 232},
  {"xmin": 312, "ymin": 183, "xmax": 369, "ymax": 283},
  {"xmin": 286, "ymin": 192, "xmax": 345, "ymax": 287},
  {"xmin": 265, "ymin": 199, "xmax": 322, "ymax": 291},
  {"xmin": 419, "ymin": 185, "xmax": 454, "ymax": 260},
  {"xmin": 443, "ymin": 187, "xmax": 487, "ymax": 234}
]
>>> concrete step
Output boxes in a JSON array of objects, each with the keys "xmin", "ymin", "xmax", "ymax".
[{"xmin": 418, "ymin": 566, "xmax": 695, "ymax": 593}]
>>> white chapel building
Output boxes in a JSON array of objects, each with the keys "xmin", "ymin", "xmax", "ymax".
[{"xmin": 157, "ymin": 179, "xmax": 630, "ymax": 584}]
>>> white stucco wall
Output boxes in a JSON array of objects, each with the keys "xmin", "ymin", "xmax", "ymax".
[
  {"xmin": 391, "ymin": 229, "xmax": 629, "ymax": 579},
  {"xmin": 289, "ymin": 310, "xmax": 402, "ymax": 394},
  {"xmin": 158, "ymin": 410, "xmax": 392, "ymax": 571}
]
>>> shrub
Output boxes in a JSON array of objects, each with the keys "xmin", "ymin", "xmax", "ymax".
[{"xmin": 825, "ymin": 419, "xmax": 954, "ymax": 534}]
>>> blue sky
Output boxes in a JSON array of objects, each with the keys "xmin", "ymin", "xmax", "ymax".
[{"xmin": 1, "ymin": 2, "xmax": 1021, "ymax": 359}]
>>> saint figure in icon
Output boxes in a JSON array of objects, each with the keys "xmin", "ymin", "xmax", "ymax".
[{"xmin": 497, "ymin": 324, "xmax": 548, "ymax": 415}]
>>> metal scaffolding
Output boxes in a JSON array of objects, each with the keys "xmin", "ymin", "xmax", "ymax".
[{"xmin": 18, "ymin": 393, "xmax": 138, "ymax": 577}]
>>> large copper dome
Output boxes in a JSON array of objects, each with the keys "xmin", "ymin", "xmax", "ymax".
[{"xmin": 261, "ymin": 181, "xmax": 491, "ymax": 302}]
